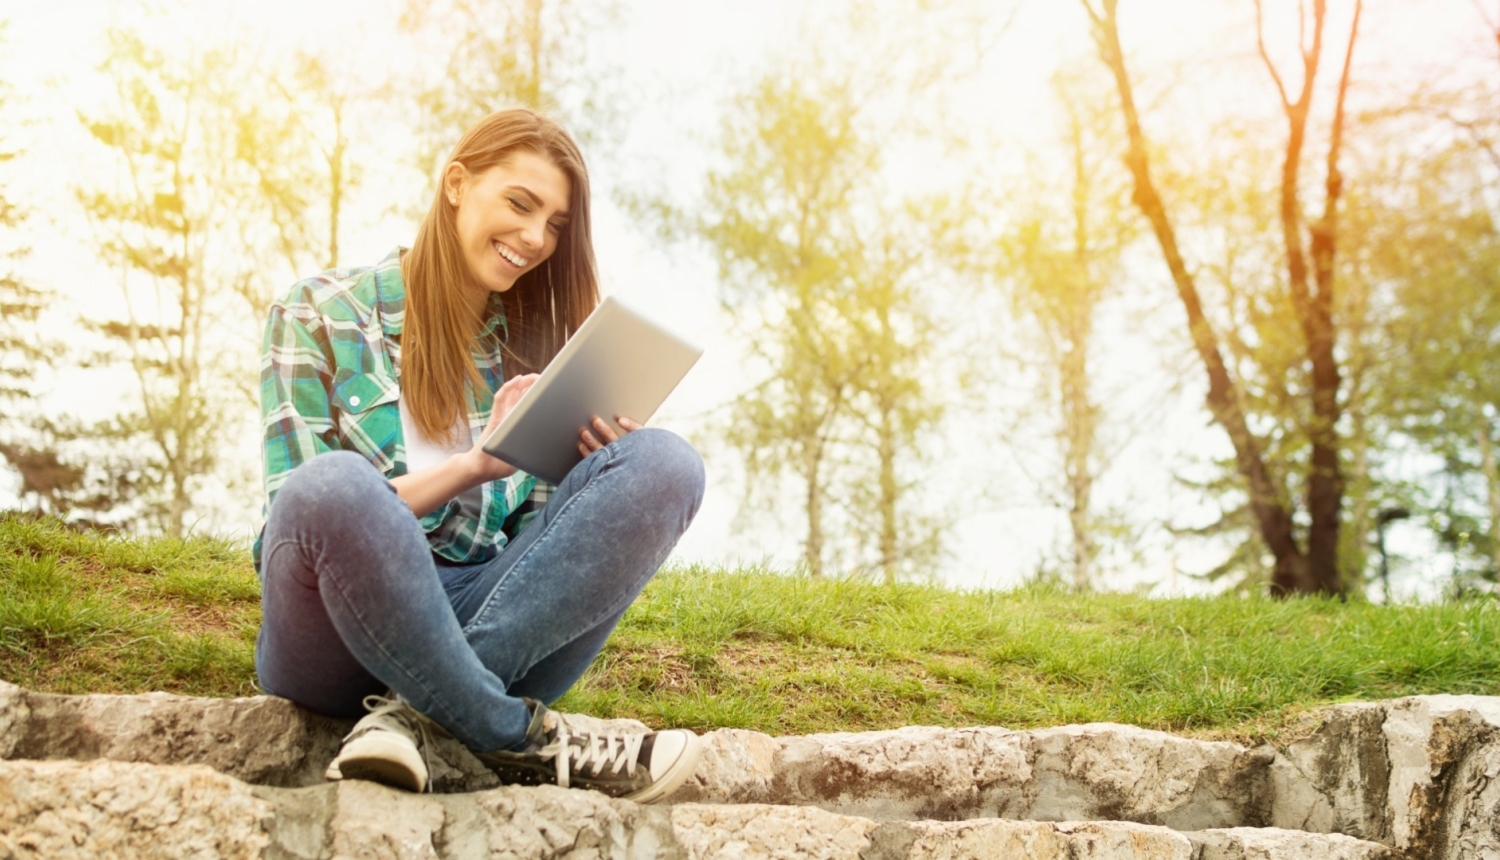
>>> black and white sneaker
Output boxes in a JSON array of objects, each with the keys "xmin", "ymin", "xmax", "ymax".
[{"xmin": 478, "ymin": 699, "xmax": 702, "ymax": 803}]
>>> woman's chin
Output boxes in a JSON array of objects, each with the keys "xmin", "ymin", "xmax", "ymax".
[{"xmin": 482, "ymin": 272, "xmax": 520, "ymax": 294}]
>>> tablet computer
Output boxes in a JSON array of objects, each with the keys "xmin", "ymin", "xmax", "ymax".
[{"xmin": 480, "ymin": 296, "xmax": 703, "ymax": 483}]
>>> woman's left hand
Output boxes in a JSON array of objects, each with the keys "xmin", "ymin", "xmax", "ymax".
[{"xmin": 579, "ymin": 415, "xmax": 641, "ymax": 457}]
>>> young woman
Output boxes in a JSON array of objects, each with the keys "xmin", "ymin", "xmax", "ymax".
[{"xmin": 253, "ymin": 108, "xmax": 705, "ymax": 801}]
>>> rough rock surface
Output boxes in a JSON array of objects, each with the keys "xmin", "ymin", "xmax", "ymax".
[
  {"xmin": 0, "ymin": 759, "xmax": 1261, "ymax": 860},
  {"xmin": 0, "ymin": 680, "xmax": 645, "ymax": 794},
  {"xmin": 678, "ymin": 723, "xmax": 1272, "ymax": 829},
  {"xmin": 0, "ymin": 759, "xmax": 272, "ymax": 859},
  {"xmin": 1185, "ymin": 828, "xmax": 1397, "ymax": 860},
  {"xmin": 896, "ymin": 820, "xmax": 1195, "ymax": 860},
  {"xmin": 1270, "ymin": 695, "xmax": 1500, "ymax": 858},
  {"xmin": 4, "ymin": 679, "xmax": 1500, "ymax": 858}
]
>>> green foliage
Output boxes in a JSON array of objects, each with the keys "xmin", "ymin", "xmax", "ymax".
[
  {"xmin": 671, "ymin": 4, "xmax": 970, "ymax": 581},
  {"xmin": 1348, "ymin": 96, "xmax": 1500, "ymax": 589},
  {"xmin": 72, "ymin": 19, "xmax": 303, "ymax": 537},
  {"xmin": 399, "ymin": 0, "xmax": 624, "ymax": 201},
  {"xmin": 975, "ymin": 62, "xmax": 1137, "ymax": 591}
]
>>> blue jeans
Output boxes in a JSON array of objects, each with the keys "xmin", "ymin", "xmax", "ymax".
[{"xmin": 254, "ymin": 427, "xmax": 704, "ymax": 754}]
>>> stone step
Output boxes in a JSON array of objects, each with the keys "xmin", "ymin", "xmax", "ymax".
[
  {"xmin": 0, "ymin": 758, "xmax": 1397, "ymax": 860},
  {"xmin": 0, "ymin": 679, "xmax": 1273, "ymax": 824},
  {"xmin": 1183, "ymin": 828, "xmax": 1396, "ymax": 860},
  {"xmin": 677, "ymin": 724, "xmax": 1270, "ymax": 829},
  {"xmin": 5, "ymin": 680, "xmax": 1500, "ymax": 856}
]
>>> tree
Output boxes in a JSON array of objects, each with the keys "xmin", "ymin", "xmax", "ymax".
[
  {"xmin": 1348, "ymin": 81, "xmax": 1500, "ymax": 591},
  {"xmin": 0, "ymin": 21, "xmax": 50, "ymax": 416},
  {"xmin": 671, "ymin": 2, "xmax": 986, "ymax": 581},
  {"xmin": 700, "ymin": 71, "xmax": 874, "ymax": 578},
  {"xmin": 0, "ymin": 21, "xmax": 88, "ymax": 522},
  {"xmin": 841, "ymin": 210, "xmax": 951, "ymax": 581},
  {"xmin": 986, "ymin": 68, "xmax": 1136, "ymax": 591},
  {"xmin": 74, "ymin": 24, "xmax": 285, "ymax": 536},
  {"xmin": 1082, "ymin": 0, "xmax": 1364, "ymax": 596},
  {"xmin": 399, "ymin": 0, "xmax": 623, "ymax": 197},
  {"xmin": 236, "ymin": 53, "xmax": 366, "ymax": 275}
]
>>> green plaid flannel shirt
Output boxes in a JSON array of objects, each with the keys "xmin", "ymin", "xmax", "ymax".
[{"xmin": 254, "ymin": 247, "xmax": 552, "ymax": 569}]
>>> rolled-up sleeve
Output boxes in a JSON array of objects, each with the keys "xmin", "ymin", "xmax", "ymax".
[{"xmin": 260, "ymin": 300, "xmax": 337, "ymax": 508}]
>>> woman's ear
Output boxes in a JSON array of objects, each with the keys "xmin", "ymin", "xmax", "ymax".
[{"xmin": 442, "ymin": 162, "xmax": 469, "ymax": 207}]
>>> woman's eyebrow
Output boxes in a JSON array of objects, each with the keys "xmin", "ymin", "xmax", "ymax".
[{"xmin": 509, "ymin": 185, "xmax": 570, "ymax": 219}]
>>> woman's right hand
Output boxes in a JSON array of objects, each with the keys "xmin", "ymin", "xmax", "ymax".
[{"xmin": 464, "ymin": 373, "xmax": 540, "ymax": 484}]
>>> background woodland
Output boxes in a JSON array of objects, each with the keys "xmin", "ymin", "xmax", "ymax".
[{"xmin": 0, "ymin": 0, "xmax": 1496, "ymax": 600}]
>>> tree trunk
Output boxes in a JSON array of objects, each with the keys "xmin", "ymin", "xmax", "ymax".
[
  {"xmin": 803, "ymin": 435, "xmax": 824, "ymax": 578},
  {"xmin": 1084, "ymin": 0, "xmax": 1304, "ymax": 593},
  {"xmin": 327, "ymin": 104, "xmax": 345, "ymax": 270},
  {"xmin": 1063, "ymin": 334, "xmax": 1095, "ymax": 592},
  {"xmin": 1345, "ymin": 394, "xmax": 1372, "ymax": 590},
  {"xmin": 878, "ymin": 396, "xmax": 898, "ymax": 585},
  {"xmin": 1257, "ymin": 0, "xmax": 1362, "ymax": 595},
  {"xmin": 521, "ymin": 0, "xmax": 545, "ymax": 109},
  {"xmin": 1063, "ymin": 121, "xmax": 1098, "ymax": 592},
  {"xmin": 1479, "ymin": 420, "xmax": 1500, "ymax": 578}
]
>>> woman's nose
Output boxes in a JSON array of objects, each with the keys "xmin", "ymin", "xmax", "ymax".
[{"xmin": 521, "ymin": 217, "xmax": 546, "ymax": 250}]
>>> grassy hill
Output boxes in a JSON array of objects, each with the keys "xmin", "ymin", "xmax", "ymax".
[{"xmin": 3, "ymin": 513, "xmax": 1497, "ymax": 745}]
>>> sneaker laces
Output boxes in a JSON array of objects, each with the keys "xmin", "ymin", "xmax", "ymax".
[
  {"xmin": 348, "ymin": 694, "xmax": 435, "ymax": 792},
  {"xmin": 535, "ymin": 712, "xmax": 645, "ymax": 789}
]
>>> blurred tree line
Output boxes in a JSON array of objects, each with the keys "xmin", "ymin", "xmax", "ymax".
[{"xmin": 0, "ymin": 0, "xmax": 1495, "ymax": 597}]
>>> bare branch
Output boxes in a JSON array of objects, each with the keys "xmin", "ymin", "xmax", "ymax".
[
  {"xmin": 1302, "ymin": 0, "xmax": 1328, "ymax": 109},
  {"xmin": 1082, "ymin": 0, "xmax": 1304, "ymax": 590},
  {"xmin": 1255, "ymin": 0, "xmax": 1292, "ymax": 108},
  {"xmin": 1441, "ymin": 110, "xmax": 1500, "ymax": 172},
  {"xmin": 1298, "ymin": 0, "xmax": 1310, "ymax": 62},
  {"xmin": 1473, "ymin": 0, "xmax": 1500, "ymax": 64},
  {"xmin": 1321, "ymin": 0, "xmax": 1363, "ymax": 227},
  {"xmin": 1080, "ymin": 0, "xmax": 1105, "ymax": 28}
]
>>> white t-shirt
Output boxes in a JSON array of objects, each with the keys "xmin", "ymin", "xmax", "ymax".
[{"xmin": 398, "ymin": 395, "xmax": 483, "ymax": 520}]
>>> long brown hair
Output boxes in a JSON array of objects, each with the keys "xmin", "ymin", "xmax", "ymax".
[{"xmin": 401, "ymin": 108, "xmax": 598, "ymax": 442}]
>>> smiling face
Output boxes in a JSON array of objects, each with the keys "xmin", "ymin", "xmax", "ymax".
[{"xmin": 444, "ymin": 150, "xmax": 572, "ymax": 312}]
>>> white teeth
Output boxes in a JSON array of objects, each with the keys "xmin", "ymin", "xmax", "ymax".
[{"xmin": 494, "ymin": 242, "xmax": 528, "ymax": 267}]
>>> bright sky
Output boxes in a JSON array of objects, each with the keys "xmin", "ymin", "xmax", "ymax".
[{"xmin": 1, "ymin": 0, "xmax": 1493, "ymax": 594}]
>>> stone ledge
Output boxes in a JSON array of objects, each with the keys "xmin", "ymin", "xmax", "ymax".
[
  {"xmin": 1267, "ymin": 695, "xmax": 1500, "ymax": 857},
  {"xmin": 0, "ymin": 758, "xmax": 1398, "ymax": 860},
  {"xmin": 6, "ymin": 680, "xmax": 1500, "ymax": 856},
  {"xmin": 0, "ymin": 680, "xmax": 645, "ymax": 794},
  {"xmin": 1184, "ymin": 827, "xmax": 1397, "ymax": 860},
  {"xmin": 679, "ymin": 723, "xmax": 1274, "ymax": 829}
]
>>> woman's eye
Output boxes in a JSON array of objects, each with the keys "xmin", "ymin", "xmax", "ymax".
[
  {"xmin": 547, "ymin": 222, "xmax": 563, "ymax": 234},
  {"xmin": 508, "ymin": 197, "xmax": 530, "ymax": 213}
]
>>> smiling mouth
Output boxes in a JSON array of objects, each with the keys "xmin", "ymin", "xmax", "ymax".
[{"xmin": 494, "ymin": 242, "xmax": 530, "ymax": 268}]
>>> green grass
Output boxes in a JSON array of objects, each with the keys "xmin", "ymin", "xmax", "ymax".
[
  {"xmin": 2, "ymin": 513, "xmax": 1497, "ymax": 745},
  {"xmin": 0, "ymin": 513, "xmax": 259, "ymax": 697}
]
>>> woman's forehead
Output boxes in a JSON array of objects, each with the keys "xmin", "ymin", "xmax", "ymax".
[{"xmin": 483, "ymin": 152, "xmax": 571, "ymax": 215}]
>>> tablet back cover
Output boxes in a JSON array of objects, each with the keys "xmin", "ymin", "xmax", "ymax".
[{"xmin": 480, "ymin": 297, "xmax": 702, "ymax": 483}]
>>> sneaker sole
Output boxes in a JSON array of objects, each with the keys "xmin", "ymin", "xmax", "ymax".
[
  {"xmin": 622, "ymin": 731, "xmax": 704, "ymax": 804},
  {"xmin": 336, "ymin": 754, "xmax": 426, "ymax": 793},
  {"xmin": 331, "ymin": 733, "xmax": 428, "ymax": 793}
]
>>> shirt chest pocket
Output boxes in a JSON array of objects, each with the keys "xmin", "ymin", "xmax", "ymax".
[{"xmin": 330, "ymin": 369, "xmax": 401, "ymax": 472}]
